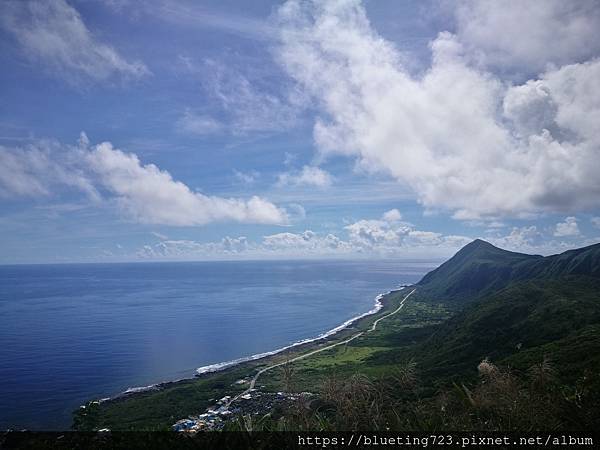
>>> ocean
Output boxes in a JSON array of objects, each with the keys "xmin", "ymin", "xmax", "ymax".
[{"xmin": 0, "ymin": 259, "xmax": 436, "ymax": 430}]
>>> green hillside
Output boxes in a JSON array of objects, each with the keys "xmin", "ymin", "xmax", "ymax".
[
  {"xmin": 519, "ymin": 242, "xmax": 600, "ymax": 279},
  {"xmin": 281, "ymin": 240, "xmax": 600, "ymax": 430},
  {"xmin": 407, "ymin": 276, "xmax": 600, "ymax": 382},
  {"xmin": 417, "ymin": 239, "xmax": 600, "ymax": 304}
]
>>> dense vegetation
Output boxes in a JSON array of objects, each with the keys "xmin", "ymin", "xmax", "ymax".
[{"xmin": 74, "ymin": 240, "xmax": 600, "ymax": 431}]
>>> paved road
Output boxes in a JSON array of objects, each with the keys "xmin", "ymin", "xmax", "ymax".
[{"xmin": 226, "ymin": 288, "xmax": 416, "ymax": 407}]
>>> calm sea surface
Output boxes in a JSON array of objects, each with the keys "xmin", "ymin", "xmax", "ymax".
[{"xmin": 0, "ymin": 259, "xmax": 436, "ymax": 430}]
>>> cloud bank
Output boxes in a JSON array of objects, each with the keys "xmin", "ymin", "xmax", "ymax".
[
  {"xmin": 134, "ymin": 210, "xmax": 597, "ymax": 261},
  {"xmin": 275, "ymin": 0, "xmax": 600, "ymax": 219},
  {"xmin": 136, "ymin": 209, "xmax": 473, "ymax": 260}
]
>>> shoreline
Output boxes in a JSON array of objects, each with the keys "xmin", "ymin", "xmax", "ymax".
[{"xmin": 97, "ymin": 285, "xmax": 411, "ymax": 404}]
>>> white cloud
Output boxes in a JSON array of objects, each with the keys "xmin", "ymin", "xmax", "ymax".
[
  {"xmin": 0, "ymin": 140, "xmax": 98, "ymax": 199},
  {"xmin": 345, "ymin": 219, "xmax": 405, "ymax": 247},
  {"xmin": 87, "ymin": 141, "xmax": 288, "ymax": 226},
  {"xmin": 137, "ymin": 240, "xmax": 208, "ymax": 259},
  {"xmin": 287, "ymin": 203, "xmax": 307, "ymax": 221},
  {"xmin": 0, "ymin": 145, "xmax": 54, "ymax": 197},
  {"xmin": 0, "ymin": 135, "xmax": 289, "ymax": 227},
  {"xmin": 233, "ymin": 169, "xmax": 259, "ymax": 184},
  {"xmin": 343, "ymin": 209, "xmax": 468, "ymax": 253},
  {"xmin": 554, "ymin": 216, "xmax": 580, "ymax": 237},
  {"xmin": 119, "ymin": 1, "xmax": 276, "ymax": 41},
  {"xmin": 486, "ymin": 223, "xmax": 591, "ymax": 255},
  {"xmin": 277, "ymin": 165, "xmax": 333, "ymax": 187},
  {"xmin": 275, "ymin": 0, "xmax": 600, "ymax": 219},
  {"xmin": 263, "ymin": 230, "xmax": 350, "ymax": 253},
  {"xmin": 454, "ymin": 0, "xmax": 600, "ymax": 73},
  {"xmin": 134, "ymin": 209, "xmax": 597, "ymax": 261},
  {"xmin": 490, "ymin": 226, "xmax": 543, "ymax": 250},
  {"xmin": 201, "ymin": 58, "xmax": 300, "ymax": 134},
  {"xmin": 137, "ymin": 225, "xmax": 469, "ymax": 260},
  {"xmin": 592, "ymin": 217, "xmax": 600, "ymax": 228},
  {"xmin": 382, "ymin": 208, "xmax": 402, "ymax": 222},
  {"xmin": 137, "ymin": 231, "xmax": 350, "ymax": 260},
  {"xmin": 176, "ymin": 111, "xmax": 222, "ymax": 135},
  {"xmin": 0, "ymin": 0, "xmax": 149, "ymax": 84}
]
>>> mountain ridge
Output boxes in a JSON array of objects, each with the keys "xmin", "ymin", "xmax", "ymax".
[{"xmin": 417, "ymin": 239, "xmax": 600, "ymax": 303}]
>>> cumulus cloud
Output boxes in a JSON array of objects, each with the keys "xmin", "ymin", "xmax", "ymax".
[
  {"xmin": 343, "ymin": 213, "xmax": 468, "ymax": 252},
  {"xmin": 554, "ymin": 216, "xmax": 580, "ymax": 237},
  {"xmin": 486, "ymin": 223, "xmax": 592, "ymax": 254},
  {"xmin": 86, "ymin": 141, "xmax": 288, "ymax": 226},
  {"xmin": 345, "ymin": 219, "xmax": 407, "ymax": 248},
  {"xmin": 382, "ymin": 208, "xmax": 402, "ymax": 222},
  {"xmin": 0, "ymin": 134, "xmax": 288, "ymax": 226},
  {"xmin": 454, "ymin": 0, "xmax": 600, "ymax": 73},
  {"xmin": 342, "ymin": 208, "xmax": 471, "ymax": 252},
  {"xmin": 275, "ymin": 0, "xmax": 600, "ymax": 219},
  {"xmin": 263, "ymin": 230, "xmax": 350, "ymax": 254},
  {"xmin": 0, "ymin": 0, "xmax": 149, "ymax": 84},
  {"xmin": 137, "ymin": 219, "xmax": 471, "ymax": 260},
  {"xmin": 134, "ymin": 208, "xmax": 594, "ymax": 261},
  {"xmin": 136, "ymin": 232, "xmax": 348, "ymax": 260},
  {"xmin": 489, "ymin": 226, "xmax": 544, "ymax": 251},
  {"xmin": 277, "ymin": 165, "xmax": 333, "ymax": 187}
]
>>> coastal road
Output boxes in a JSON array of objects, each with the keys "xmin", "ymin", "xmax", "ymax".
[{"xmin": 226, "ymin": 288, "xmax": 416, "ymax": 408}]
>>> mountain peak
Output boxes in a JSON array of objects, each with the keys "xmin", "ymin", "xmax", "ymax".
[
  {"xmin": 418, "ymin": 240, "xmax": 600, "ymax": 303},
  {"xmin": 417, "ymin": 239, "xmax": 540, "ymax": 300},
  {"xmin": 451, "ymin": 239, "xmax": 514, "ymax": 261},
  {"xmin": 462, "ymin": 238, "xmax": 497, "ymax": 251}
]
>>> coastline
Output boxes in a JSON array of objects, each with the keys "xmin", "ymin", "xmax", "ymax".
[
  {"xmin": 193, "ymin": 289, "xmax": 392, "ymax": 376},
  {"xmin": 89, "ymin": 285, "xmax": 411, "ymax": 405}
]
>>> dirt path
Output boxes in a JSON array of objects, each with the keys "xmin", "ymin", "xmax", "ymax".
[{"xmin": 225, "ymin": 288, "xmax": 416, "ymax": 407}]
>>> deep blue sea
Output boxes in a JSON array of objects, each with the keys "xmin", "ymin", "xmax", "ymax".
[{"xmin": 0, "ymin": 259, "xmax": 436, "ymax": 430}]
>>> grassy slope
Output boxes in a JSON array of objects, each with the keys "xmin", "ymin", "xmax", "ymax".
[
  {"xmin": 417, "ymin": 239, "xmax": 541, "ymax": 302},
  {"xmin": 374, "ymin": 276, "xmax": 600, "ymax": 384},
  {"xmin": 417, "ymin": 240, "xmax": 600, "ymax": 305}
]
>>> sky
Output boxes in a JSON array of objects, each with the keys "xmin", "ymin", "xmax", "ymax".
[{"xmin": 0, "ymin": 0, "xmax": 599, "ymax": 264}]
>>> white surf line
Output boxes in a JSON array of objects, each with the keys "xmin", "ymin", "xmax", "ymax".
[
  {"xmin": 225, "ymin": 288, "xmax": 416, "ymax": 408},
  {"xmin": 369, "ymin": 288, "xmax": 416, "ymax": 332}
]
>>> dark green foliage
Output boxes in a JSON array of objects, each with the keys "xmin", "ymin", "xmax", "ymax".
[
  {"xmin": 410, "ymin": 277, "xmax": 600, "ymax": 383},
  {"xmin": 417, "ymin": 239, "xmax": 540, "ymax": 302},
  {"xmin": 418, "ymin": 239, "xmax": 600, "ymax": 304}
]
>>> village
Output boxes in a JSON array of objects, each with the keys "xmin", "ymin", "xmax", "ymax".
[{"xmin": 172, "ymin": 379, "xmax": 314, "ymax": 433}]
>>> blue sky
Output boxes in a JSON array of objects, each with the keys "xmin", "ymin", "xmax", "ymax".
[{"xmin": 1, "ymin": 0, "xmax": 599, "ymax": 263}]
